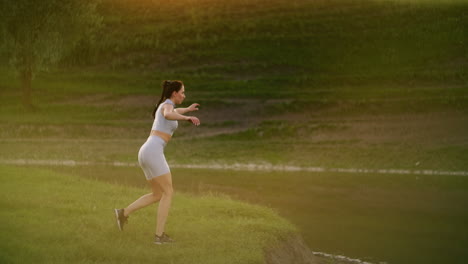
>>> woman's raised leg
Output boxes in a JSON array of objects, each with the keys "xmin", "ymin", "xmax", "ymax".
[{"xmin": 124, "ymin": 180, "xmax": 163, "ymax": 217}]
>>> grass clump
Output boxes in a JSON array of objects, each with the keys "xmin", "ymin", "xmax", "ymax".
[{"xmin": 0, "ymin": 165, "xmax": 296, "ymax": 264}]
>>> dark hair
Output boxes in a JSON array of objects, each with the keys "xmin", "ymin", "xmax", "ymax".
[{"xmin": 152, "ymin": 80, "xmax": 184, "ymax": 118}]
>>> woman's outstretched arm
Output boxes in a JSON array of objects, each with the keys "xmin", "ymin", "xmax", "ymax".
[{"xmin": 174, "ymin": 103, "xmax": 199, "ymax": 115}]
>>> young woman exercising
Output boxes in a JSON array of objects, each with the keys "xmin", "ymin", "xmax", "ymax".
[{"xmin": 115, "ymin": 80, "xmax": 200, "ymax": 244}]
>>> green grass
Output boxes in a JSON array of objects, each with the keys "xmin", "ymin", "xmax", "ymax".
[{"xmin": 0, "ymin": 165, "xmax": 296, "ymax": 264}]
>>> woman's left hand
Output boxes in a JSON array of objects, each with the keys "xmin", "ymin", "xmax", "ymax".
[
  {"xmin": 187, "ymin": 116, "xmax": 201, "ymax": 126},
  {"xmin": 188, "ymin": 103, "xmax": 200, "ymax": 112}
]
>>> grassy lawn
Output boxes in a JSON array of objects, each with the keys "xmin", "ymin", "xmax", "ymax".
[{"xmin": 0, "ymin": 165, "xmax": 298, "ymax": 264}]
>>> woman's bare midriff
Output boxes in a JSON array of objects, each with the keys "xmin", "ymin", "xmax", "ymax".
[{"xmin": 150, "ymin": 130, "xmax": 171, "ymax": 143}]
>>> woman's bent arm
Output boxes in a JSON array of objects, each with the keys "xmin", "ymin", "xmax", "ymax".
[
  {"xmin": 162, "ymin": 104, "xmax": 201, "ymax": 126},
  {"xmin": 163, "ymin": 104, "xmax": 190, "ymax": 121}
]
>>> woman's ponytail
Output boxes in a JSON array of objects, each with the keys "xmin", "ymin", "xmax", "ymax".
[{"xmin": 152, "ymin": 80, "xmax": 183, "ymax": 119}]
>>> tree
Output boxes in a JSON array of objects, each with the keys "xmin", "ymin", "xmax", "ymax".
[{"xmin": 0, "ymin": 0, "xmax": 102, "ymax": 108}]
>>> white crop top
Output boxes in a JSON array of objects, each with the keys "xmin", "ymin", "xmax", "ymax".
[{"xmin": 151, "ymin": 99, "xmax": 178, "ymax": 135}]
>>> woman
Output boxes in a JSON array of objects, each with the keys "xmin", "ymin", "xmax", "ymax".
[{"xmin": 114, "ymin": 80, "xmax": 200, "ymax": 244}]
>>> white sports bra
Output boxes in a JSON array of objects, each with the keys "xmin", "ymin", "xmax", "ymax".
[{"xmin": 151, "ymin": 99, "xmax": 178, "ymax": 135}]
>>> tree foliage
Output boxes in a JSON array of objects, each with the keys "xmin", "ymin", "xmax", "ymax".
[{"xmin": 0, "ymin": 0, "xmax": 102, "ymax": 107}]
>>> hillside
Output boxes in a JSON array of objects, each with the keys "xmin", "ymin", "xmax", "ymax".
[
  {"xmin": 70, "ymin": 0, "xmax": 467, "ymax": 89},
  {"xmin": 1, "ymin": 0, "xmax": 467, "ymax": 172}
]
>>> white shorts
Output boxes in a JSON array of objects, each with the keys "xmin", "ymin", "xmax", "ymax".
[{"xmin": 138, "ymin": 136, "xmax": 170, "ymax": 180}]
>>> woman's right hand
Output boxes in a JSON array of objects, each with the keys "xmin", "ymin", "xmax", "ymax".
[{"xmin": 187, "ymin": 116, "xmax": 201, "ymax": 126}]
